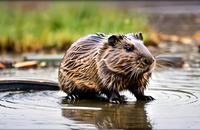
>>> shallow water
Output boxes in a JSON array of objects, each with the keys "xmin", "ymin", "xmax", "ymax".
[{"xmin": 0, "ymin": 51, "xmax": 200, "ymax": 129}]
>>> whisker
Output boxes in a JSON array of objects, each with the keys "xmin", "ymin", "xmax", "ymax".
[
  {"xmin": 156, "ymin": 60, "xmax": 176, "ymax": 67},
  {"xmin": 155, "ymin": 63, "xmax": 171, "ymax": 71}
]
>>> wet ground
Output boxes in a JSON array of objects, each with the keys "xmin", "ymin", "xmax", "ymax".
[
  {"xmin": 0, "ymin": 43, "xmax": 200, "ymax": 129},
  {"xmin": 1, "ymin": 68, "xmax": 200, "ymax": 129}
]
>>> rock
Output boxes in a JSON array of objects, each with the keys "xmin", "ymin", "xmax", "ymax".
[
  {"xmin": 178, "ymin": 37, "xmax": 193, "ymax": 44},
  {"xmin": 155, "ymin": 54, "xmax": 185, "ymax": 68},
  {"xmin": 149, "ymin": 32, "xmax": 161, "ymax": 45},
  {"xmin": 0, "ymin": 60, "xmax": 14, "ymax": 68},
  {"xmin": 38, "ymin": 61, "xmax": 47, "ymax": 68},
  {"xmin": 159, "ymin": 33, "xmax": 179, "ymax": 43},
  {"xmin": 13, "ymin": 61, "xmax": 38, "ymax": 69},
  {"xmin": 156, "ymin": 33, "xmax": 194, "ymax": 45},
  {"xmin": 23, "ymin": 54, "xmax": 62, "ymax": 67},
  {"xmin": 170, "ymin": 35, "xmax": 179, "ymax": 42},
  {"xmin": 193, "ymin": 32, "xmax": 200, "ymax": 40},
  {"xmin": 0, "ymin": 63, "xmax": 5, "ymax": 70}
]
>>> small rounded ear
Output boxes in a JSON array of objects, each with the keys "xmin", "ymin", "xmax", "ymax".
[
  {"xmin": 138, "ymin": 32, "xmax": 143, "ymax": 40},
  {"xmin": 134, "ymin": 32, "xmax": 143, "ymax": 40},
  {"xmin": 108, "ymin": 35, "xmax": 118, "ymax": 46}
]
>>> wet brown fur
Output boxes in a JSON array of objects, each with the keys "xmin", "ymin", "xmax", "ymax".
[{"xmin": 58, "ymin": 33, "xmax": 155, "ymax": 102}]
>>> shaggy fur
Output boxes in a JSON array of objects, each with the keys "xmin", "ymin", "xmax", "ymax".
[{"xmin": 58, "ymin": 33, "xmax": 156, "ymax": 103}]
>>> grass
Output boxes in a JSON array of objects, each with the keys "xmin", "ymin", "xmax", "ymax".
[{"xmin": 0, "ymin": 2, "xmax": 151, "ymax": 54}]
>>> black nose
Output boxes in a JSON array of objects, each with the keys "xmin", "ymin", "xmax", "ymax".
[{"xmin": 143, "ymin": 57, "xmax": 154, "ymax": 65}]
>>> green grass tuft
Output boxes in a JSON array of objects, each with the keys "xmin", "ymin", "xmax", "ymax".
[{"xmin": 0, "ymin": 2, "xmax": 150, "ymax": 53}]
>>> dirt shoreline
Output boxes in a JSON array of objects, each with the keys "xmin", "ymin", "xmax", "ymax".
[{"xmin": 0, "ymin": 42, "xmax": 199, "ymax": 70}]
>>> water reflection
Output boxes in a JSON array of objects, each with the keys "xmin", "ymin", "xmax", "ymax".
[
  {"xmin": 61, "ymin": 99, "xmax": 152, "ymax": 129},
  {"xmin": 0, "ymin": 49, "xmax": 200, "ymax": 129}
]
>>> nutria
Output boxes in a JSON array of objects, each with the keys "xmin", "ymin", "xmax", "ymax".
[{"xmin": 58, "ymin": 33, "xmax": 156, "ymax": 103}]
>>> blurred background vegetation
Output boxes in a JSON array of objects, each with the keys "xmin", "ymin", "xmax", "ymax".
[
  {"xmin": 0, "ymin": 1, "xmax": 151, "ymax": 54},
  {"xmin": 1, "ymin": 1, "xmax": 199, "ymax": 55}
]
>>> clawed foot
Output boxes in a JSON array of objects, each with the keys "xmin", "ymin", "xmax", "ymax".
[
  {"xmin": 120, "ymin": 95, "xmax": 127, "ymax": 101},
  {"xmin": 65, "ymin": 93, "xmax": 107, "ymax": 101},
  {"xmin": 136, "ymin": 95, "xmax": 155, "ymax": 101},
  {"xmin": 65, "ymin": 92, "xmax": 128, "ymax": 104},
  {"xmin": 108, "ymin": 92, "xmax": 121, "ymax": 104},
  {"xmin": 108, "ymin": 93, "xmax": 127, "ymax": 104},
  {"xmin": 65, "ymin": 94, "xmax": 79, "ymax": 100},
  {"xmin": 109, "ymin": 97, "xmax": 121, "ymax": 104}
]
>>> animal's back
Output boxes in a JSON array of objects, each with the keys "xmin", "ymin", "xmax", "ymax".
[{"xmin": 58, "ymin": 34, "xmax": 105, "ymax": 94}]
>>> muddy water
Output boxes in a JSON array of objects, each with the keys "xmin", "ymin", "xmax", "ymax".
[{"xmin": 0, "ymin": 51, "xmax": 200, "ymax": 129}]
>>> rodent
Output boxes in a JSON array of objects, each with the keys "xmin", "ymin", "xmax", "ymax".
[{"xmin": 58, "ymin": 33, "xmax": 156, "ymax": 103}]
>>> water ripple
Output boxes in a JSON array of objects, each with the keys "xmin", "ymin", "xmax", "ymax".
[{"xmin": 0, "ymin": 66, "xmax": 200, "ymax": 129}]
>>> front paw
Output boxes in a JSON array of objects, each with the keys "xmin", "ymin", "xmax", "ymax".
[
  {"xmin": 108, "ymin": 93, "xmax": 122, "ymax": 104},
  {"xmin": 65, "ymin": 94, "xmax": 79, "ymax": 100},
  {"xmin": 109, "ymin": 97, "xmax": 121, "ymax": 104},
  {"xmin": 120, "ymin": 95, "xmax": 128, "ymax": 101},
  {"xmin": 137, "ymin": 95, "xmax": 155, "ymax": 101}
]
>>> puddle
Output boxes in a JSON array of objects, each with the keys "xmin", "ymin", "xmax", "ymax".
[{"xmin": 0, "ymin": 66, "xmax": 200, "ymax": 129}]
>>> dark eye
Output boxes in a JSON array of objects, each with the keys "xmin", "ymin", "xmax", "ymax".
[{"xmin": 124, "ymin": 44, "xmax": 134, "ymax": 52}]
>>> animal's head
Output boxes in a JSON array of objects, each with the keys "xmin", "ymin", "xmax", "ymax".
[{"xmin": 98, "ymin": 33, "xmax": 156, "ymax": 79}]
